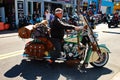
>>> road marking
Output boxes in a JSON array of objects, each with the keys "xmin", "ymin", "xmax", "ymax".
[
  {"xmin": 111, "ymin": 72, "xmax": 120, "ymax": 80},
  {"xmin": 0, "ymin": 50, "xmax": 24, "ymax": 60}
]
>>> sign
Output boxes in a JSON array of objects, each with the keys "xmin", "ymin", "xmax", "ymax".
[{"xmin": 17, "ymin": 1, "xmax": 24, "ymax": 19}]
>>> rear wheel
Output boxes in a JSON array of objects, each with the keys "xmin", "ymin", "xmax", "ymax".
[{"xmin": 90, "ymin": 47, "xmax": 109, "ymax": 67}]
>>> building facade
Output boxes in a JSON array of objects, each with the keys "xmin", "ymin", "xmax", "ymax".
[
  {"xmin": 83, "ymin": 0, "xmax": 114, "ymax": 14},
  {"xmin": 101, "ymin": 0, "xmax": 114, "ymax": 14},
  {"xmin": 0, "ymin": 0, "xmax": 76, "ymax": 29},
  {"xmin": 114, "ymin": 0, "xmax": 120, "ymax": 14},
  {"xmin": 0, "ymin": 0, "xmax": 115, "ymax": 29}
]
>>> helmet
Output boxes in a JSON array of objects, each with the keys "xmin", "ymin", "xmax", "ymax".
[
  {"xmin": 55, "ymin": 8, "xmax": 63, "ymax": 14},
  {"xmin": 55, "ymin": 8, "xmax": 63, "ymax": 19}
]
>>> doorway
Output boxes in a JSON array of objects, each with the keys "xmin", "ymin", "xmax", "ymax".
[{"xmin": 28, "ymin": 1, "xmax": 41, "ymax": 19}]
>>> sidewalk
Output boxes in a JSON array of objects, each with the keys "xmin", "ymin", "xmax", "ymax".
[
  {"xmin": 0, "ymin": 23, "xmax": 103, "ymax": 38},
  {"xmin": 0, "ymin": 23, "xmax": 119, "ymax": 38},
  {"xmin": 0, "ymin": 29, "xmax": 18, "ymax": 38}
]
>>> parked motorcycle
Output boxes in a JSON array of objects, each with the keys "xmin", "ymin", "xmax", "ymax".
[
  {"xmin": 107, "ymin": 14, "xmax": 119, "ymax": 28},
  {"xmin": 19, "ymin": 15, "xmax": 110, "ymax": 69}
]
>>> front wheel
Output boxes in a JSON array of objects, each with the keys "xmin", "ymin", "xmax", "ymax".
[{"xmin": 90, "ymin": 47, "xmax": 109, "ymax": 67}]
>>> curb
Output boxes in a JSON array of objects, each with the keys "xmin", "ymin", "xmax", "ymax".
[{"xmin": 0, "ymin": 33, "xmax": 18, "ymax": 38}]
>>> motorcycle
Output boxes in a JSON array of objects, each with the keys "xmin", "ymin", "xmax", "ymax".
[
  {"xmin": 107, "ymin": 14, "xmax": 119, "ymax": 28},
  {"xmin": 19, "ymin": 15, "xmax": 110, "ymax": 69}
]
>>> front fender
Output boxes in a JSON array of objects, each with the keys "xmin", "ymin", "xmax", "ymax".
[
  {"xmin": 87, "ymin": 44, "xmax": 110, "ymax": 63},
  {"xmin": 99, "ymin": 44, "xmax": 111, "ymax": 53}
]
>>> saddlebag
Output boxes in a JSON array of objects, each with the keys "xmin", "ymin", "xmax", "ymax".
[
  {"xmin": 24, "ymin": 37, "xmax": 53, "ymax": 58},
  {"xmin": 24, "ymin": 41, "xmax": 46, "ymax": 58}
]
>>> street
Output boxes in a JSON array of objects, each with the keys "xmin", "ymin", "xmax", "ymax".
[{"xmin": 0, "ymin": 23, "xmax": 120, "ymax": 80}]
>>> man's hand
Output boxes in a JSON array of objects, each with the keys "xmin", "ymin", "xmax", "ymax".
[
  {"xmin": 66, "ymin": 29, "xmax": 72, "ymax": 33},
  {"xmin": 74, "ymin": 27, "xmax": 81, "ymax": 31},
  {"xmin": 83, "ymin": 25, "xmax": 88, "ymax": 29},
  {"xmin": 74, "ymin": 25, "xmax": 88, "ymax": 31}
]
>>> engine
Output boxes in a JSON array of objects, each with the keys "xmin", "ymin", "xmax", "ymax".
[{"xmin": 63, "ymin": 43, "xmax": 79, "ymax": 58}]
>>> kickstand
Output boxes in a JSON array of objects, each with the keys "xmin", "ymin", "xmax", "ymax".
[{"xmin": 77, "ymin": 62, "xmax": 88, "ymax": 73}]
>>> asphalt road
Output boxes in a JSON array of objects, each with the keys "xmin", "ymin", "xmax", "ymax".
[{"xmin": 0, "ymin": 23, "xmax": 120, "ymax": 80}]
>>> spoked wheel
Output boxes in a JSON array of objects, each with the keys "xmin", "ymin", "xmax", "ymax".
[{"xmin": 90, "ymin": 48, "xmax": 109, "ymax": 67}]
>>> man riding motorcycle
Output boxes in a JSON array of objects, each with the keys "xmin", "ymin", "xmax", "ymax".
[
  {"xmin": 48, "ymin": 8, "xmax": 83, "ymax": 63},
  {"xmin": 19, "ymin": 8, "xmax": 110, "ymax": 69}
]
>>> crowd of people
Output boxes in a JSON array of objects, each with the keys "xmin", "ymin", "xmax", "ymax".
[{"xmin": 19, "ymin": 7, "xmax": 120, "ymax": 30}]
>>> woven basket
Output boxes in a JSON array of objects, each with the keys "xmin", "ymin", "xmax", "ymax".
[{"xmin": 18, "ymin": 25, "xmax": 33, "ymax": 39}]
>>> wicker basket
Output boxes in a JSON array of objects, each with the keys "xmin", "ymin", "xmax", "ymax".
[{"xmin": 18, "ymin": 25, "xmax": 33, "ymax": 39}]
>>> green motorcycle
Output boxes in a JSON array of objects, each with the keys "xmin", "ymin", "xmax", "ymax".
[{"xmin": 23, "ymin": 16, "xmax": 110, "ymax": 69}]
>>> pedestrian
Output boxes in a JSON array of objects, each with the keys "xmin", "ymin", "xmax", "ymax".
[
  {"xmin": 32, "ymin": 11, "xmax": 37, "ymax": 24},
  {"xmin": 49, "ymin": 11, "xmax": 54, "ymax": 25},
  {"xmin": 103, "ymin": 13, "xmax": 107, "ymax": 24},
  {"xmin": 45, "ymin": 10, "xmax": 51, "ymax": 21},
  {"xmin": 113, "ymin": 12, "xmax": 119, "ymax": 27}
]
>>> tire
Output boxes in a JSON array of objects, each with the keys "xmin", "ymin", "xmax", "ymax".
[
  {"xmin": 114, "ymin": 23, "xmax": 118, "ymax": 28},
  {"xmin": 108, "ymin": 24, "xmax": 111, "ymax": 28},
  {"xmin": 90, "ymin": 47, "xmax": 109, "ymax": 67}
]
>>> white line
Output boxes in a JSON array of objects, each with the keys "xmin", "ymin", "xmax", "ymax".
[{"xmin": 0, "ymin": 50, "xmax": 24, "ymax": 60}]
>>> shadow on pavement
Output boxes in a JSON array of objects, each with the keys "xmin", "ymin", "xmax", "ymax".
[{"xmin": 4, "ymin": 59, "xmax": 112, "ymax": 80}]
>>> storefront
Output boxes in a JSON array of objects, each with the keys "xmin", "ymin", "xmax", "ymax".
[
  {"xmin": 0, "ymin": 0, "xmax": 16, "ymax": 29},
  {"xmin": 101, "ymin": 0, "xmax": 113, "ymax": 14},
  {"xmin": 114, "ymin": 2, "xmax": 120, "ymax": 14},
  {"xmin": 86, "ymin": 0, "xmax": 113, "ymax": 14},
  {"xmin": 44, "ymin": 0, "xmax": 74, "ymax": 15},
  {"xmin": 17, "ymin": 0, "xmax": 74, "ymax": 28},
  {"xmin": 0, "ymin": 0, "xmax": 74, "ymax": 29}
]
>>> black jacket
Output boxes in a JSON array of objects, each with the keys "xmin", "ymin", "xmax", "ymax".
[{"xmin": 50, "ymin": 16, "xmax": 75, "ymax": 40}]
